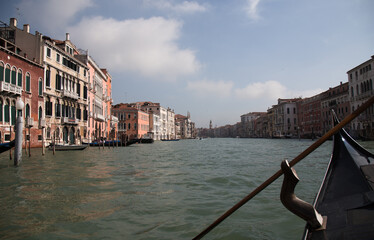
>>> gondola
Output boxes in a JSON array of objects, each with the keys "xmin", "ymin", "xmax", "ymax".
[
  {"xmin": 301, "ymin": 115, "xmax": 374, "ymax": 239},
  {"xmin": 0, "ymin": 140, "xmax": 15, "ymax": 154},
  {"xmin": 48, "ymin": 144, "xmax": 88, "ymax": 151}
]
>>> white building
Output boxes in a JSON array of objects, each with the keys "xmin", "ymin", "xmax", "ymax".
[{"xmin": 347, "ymin": 55, "xmax": 374, "ymax": 139}]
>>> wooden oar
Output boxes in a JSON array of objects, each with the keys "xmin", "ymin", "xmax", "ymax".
[{"xmin": 193, "ymin": 95, "xmax": 374, "ymax": 240}]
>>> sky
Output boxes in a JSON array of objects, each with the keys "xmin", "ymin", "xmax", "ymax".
[{"xmin": 0, "ymin": 0, "xmax": 373, "ymax": 128}]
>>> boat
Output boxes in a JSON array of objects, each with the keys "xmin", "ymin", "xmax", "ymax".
[
  {"xmin": 0, "ymin": 140, "xmax": 15, "ymax": 154},
  {"xmin": 49, "ymin": 144, "xmax": 88, "ymax": 151},
  {"xmin": 279, "ymin": 113, "xmax": 374, "ymax": 239},
  {"xmin": 161, "ymin": 139, "xmax": 180, "ymax": 141}
]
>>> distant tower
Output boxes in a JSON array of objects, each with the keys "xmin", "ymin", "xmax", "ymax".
[
  {"xmin": 187, "ymin": 111, "xmax": 190, "ymax": 119},
  {"xmin": 209, "ymin": 120, "xmax": 212, "ymax": 129}
]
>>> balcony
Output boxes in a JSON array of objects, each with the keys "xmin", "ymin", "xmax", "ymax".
[
  {"xmin": 111, "ymin": 115, "xmax": 119, "ymax": 123},
  {"xmin": 26, "ymin": 117, "xmax": 34, "ymax": 127},
  {"xmin": 94, "ymin": 113, "xmax": 105, "ymax": 122},
  {"xmin": 39, "ymin": 118, "xmax": 46, "ymax": 129},
  {"xmin": 61, "ymin": 117, "xmax": 79, "ymax": 125},
  {"xmin": 0, "ymin": 82, "xmax": 22, "ymax": 95},
  {"xmin": 62, "ymin": 89, "xmax": 79, "ymax": 100}
]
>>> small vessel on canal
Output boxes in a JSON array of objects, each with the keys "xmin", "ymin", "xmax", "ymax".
[
  {"xmin": 49, "ymin": 143, "xmax": 88, "ymax": 151},
  {"xmin": 0, "ymin": 140, "xmax": 15, "ymax": 154}
]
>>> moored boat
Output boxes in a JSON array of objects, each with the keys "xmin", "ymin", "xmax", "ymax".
[
  {"xmin": 161, "ymin": 139, "xmax": 180, "ymax": 141},
  {"xmin": 0, "ymin": 140, "xmax": 15, "ymax": 154},
  {"xmin": 49, "ymin": 144, "xmax": 88, "ymax": 151}
]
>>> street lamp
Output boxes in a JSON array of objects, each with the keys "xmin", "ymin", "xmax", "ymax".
[{"xmin": 14, "ymin": 98, "xmax": 24, "ymax": 166}]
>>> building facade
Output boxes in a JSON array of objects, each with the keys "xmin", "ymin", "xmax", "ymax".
[
  {"xmin": 347, "ymin": 55, "xmax": 374, "ymax": 139},
  {"xmin": 0, "ymin": 37, "xmax": 44, "ymax": 146}
]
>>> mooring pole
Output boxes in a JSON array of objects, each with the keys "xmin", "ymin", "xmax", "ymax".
[
  {"xmin": 9, "ymin": 126, "xmax": 12, "ymax": 160},
  {"xmin": 14, "ymin": 98, "xmax": 24, "ymax": 166},
  {"xmin": 28, "ymin": 127, "xmax": 31, "ymax": 157}
]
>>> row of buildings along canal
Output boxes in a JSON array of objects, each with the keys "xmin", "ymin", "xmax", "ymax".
[
  {"xmin": 199, "ymin": 55, "xmax": 374, "ymax": 140},
  {"xmin": 0, "ymin": 18, "xmax": 196, "ymax": 148}
]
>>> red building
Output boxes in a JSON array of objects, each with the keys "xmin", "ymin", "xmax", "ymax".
[
  {"xmin": 297, "ymin": 94, "xmax": 323, "ymax": 138},
  {"xmin": 112, "ymin": 103, "xmax": 149, "ymax": 141},
  {"xmin": 0, "ymin": 37, "xmax": 44, "ymax": 147}
]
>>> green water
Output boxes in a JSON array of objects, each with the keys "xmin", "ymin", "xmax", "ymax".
[{"xmin": 1, "ymin": 139, "xmax": 373, "ymax": 240}]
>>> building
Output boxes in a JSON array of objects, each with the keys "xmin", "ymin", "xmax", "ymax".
[
  {"xmin": 347, "ymin": 55, "xmax": 374, "ymax": 139},
  {"xmin": 0, "ymin": 36, "xmax": 44, "ymax": 146},
  {"xmin": 175, "ymin": 113, "xmax": 195, "ymax": 139},
  {"xmin": 112, "ymin": 103, "xmax": 149, "ymax": 141},
  {"xmin": 2, "ymin": 18, "xmax": 90, "ymax": 146},
  {"xmin": 273, "ymin": 98, "xmax": 300, "ymax": 137},
  {"xmin": 320, "ymin": 82, "xmax": 350, "ymax": 135}
]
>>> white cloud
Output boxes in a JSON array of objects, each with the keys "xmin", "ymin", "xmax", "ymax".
[
  {"xmin": 245, "ymin": 0, "xmax": 261, "ymax": 20},
  {"xmin": 144, "ymin": 0, "xmax": 207, "ymax": 14},
  {"xmin": 187, "ymin": 79, "xmax": 233, "ymax": 98},
  {"xmin": 235, "ymin": 80, "xmax": 323, "ymax": 101},
  {"xmin": 18, "ymin": 0, "xmax": 93, "ymax": 33},
  {"xmin": 68, "ymin": 16, "xmax": 200, "ymax": 81}
]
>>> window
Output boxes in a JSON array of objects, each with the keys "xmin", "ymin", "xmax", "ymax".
[
  {"xmin": 25, "ymin": 73, "xmax": 30, "ymax": 92},
  {"xmin": 55, "ymin": 102, "xmax": 61, "ymax": 117},
  {"xmin": 77, "ymin": 107, "xmax": 81, "ymax": 120},
  {"xmin": 5, "ymin": 65, "xmax": 10, "ymax": 83},
  {"xmin": 287, "ymin": 108, "xmax": 290, "ymax": 114},
  {"xmin": 293, "ymin": 108, "xmax": 296, "ymax": 114},
  {"xmin": 83, "ymin": 85, "xmax": 87, "ymax": 99},
  {"xmin": 0, "ymin": 100, "xmax": 2, "ymax": 121},
  {"xmin": 46, "ymin": 47, "xmax": 51, "ymax": 58},
  {"xmin": 45, "ymin": 98, "xmax": 52, "ymax": 116},
  {"xmin": 39, "ymin": 106, "xmax": 42, "ymax": 120},
  {"xmin": 134, "ymin": 123, "xmax": 137, "ymax": 130},
  {"xmin": 0, "ymin": 62, "xmax": 3, "ymax": 81},
  {"xmin": 38, "ymin": 78, "xmax": 43, "ymax": 96},
  {"xmin": 77, "ymin": 83, "xmax": 80, "ymax": 97},
  {"xmin": 17, "ymin": 69, "xmax": 22, "ymax": 87},
  {"xmin": 4, "ymin": 100, "xmax": 9, "ymax": 122},
  {"xmin": 11, "ymin": 67, "xmax": 16, "ymax": 85},
  {"xmin": 55, "ymin": 74, "xmax": 61, "ymax": 90},
  {"xmin": 56, "ymin": 53, "xmax": 60, "ymax": 63},
  {"xmin": 46, "ymin": 69, "xmax": 50, "ymax": 87},
  {"xmin": 128, "ymin": 123, "xmax": 131, "ymax": 129},
  {"xmin": 25, "ymin": 104, "xmax": 30, "ymax": 118},
  {"xmin": 11, "ymin": 102, "xmax": 16, "ymax": 125}
]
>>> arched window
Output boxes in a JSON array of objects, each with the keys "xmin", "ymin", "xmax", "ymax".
[
  {"xmin": 5, "ymin": 64, "xmax": 11, "ymax": 83},
  {"xmin": 25, "ymin": 73, "xmax": 31, "ymax": 92},
  {"xmin": 25, "ymin": 103, "xmax": 30, "ymax": 118},
  {"xmin": 17, "ymin": 69, "xmax": 22, "ymax": 87},
  {"xmin": 46, "ymin": 127, "xmax": 51, "ymax": 139},
  {"xmin": 11, "ymin": 67, "xmax": 16, "ymax": 85},
  {"xmin": 0, "ymin": 62, "xmax": 4, "ymax": 82},
  {"xmin": 0, "ymin": 99, "xmax": 3, "ymax": 121},
  {"xmin": 39, "ymin": 106, "xmax": 42, "ymax": 120},
  {"xmin": 4, "ymin": 99, "xmax": 10, "ymax": 122},
  {"xmin": 38, "ymin": 78, "xmax": 43, "ymax": 96},
  {"xmin": 11, "ymin": 100, "xmax": 16, "ymax": 125}
]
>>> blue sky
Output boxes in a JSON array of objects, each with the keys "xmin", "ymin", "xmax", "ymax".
[{"xmin": 1, "ymin": 0, "xmax": 373, "ymax": 127}]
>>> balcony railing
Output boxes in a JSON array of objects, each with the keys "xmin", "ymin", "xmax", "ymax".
[
  {"xmin": 0, "ymin": 82, "xmax": 22, "ymax": 95},
  {"xmin": 61, "ymin": 117, "xmax": 79, "ymax": 124},
  {"xmin": 39, "ymin": 118, "xmax": 46, "ymax": 129},
  {"xmin": 26, "ymin": 117, "xmax": 34, "ymax": 127},
  {"xmin": 62, "ymin": 89, "xmax": 79, "ymax": 100},
  {"xmin": 111, "ymin": 115, "xmax": 119, "ymax": 122},
  {"xmin": 94, "ymin": 113, "xmax": 105, "ymax": 122}
]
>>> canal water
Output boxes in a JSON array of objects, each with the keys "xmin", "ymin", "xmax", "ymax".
[{"xmin": 1, "ymin": 138, "xmax": 374, "ymax": 240}]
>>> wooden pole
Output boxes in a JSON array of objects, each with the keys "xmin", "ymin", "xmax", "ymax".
[
  {"xmin": 193, "ymin": 95, "xmax": 374, "ymax": 240},
  {"xmin": 28, "ymin": 127, "xmax": 31, "ymax": 157},
  {"xmin": 53, "ymin": 132, "xmax": 55, "ymax": 155},
  {"xmin": 24, "ymin": 126, "xmax": 27, "ymax": 155},
  {"xmin": 9, "ymin": 126, "xmax": 12, "ymax": 160}
]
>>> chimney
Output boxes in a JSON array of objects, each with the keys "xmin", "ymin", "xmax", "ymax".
[
  {"xmin": 66, "ymin": 33, "xmax": 70, "ymax": 41},
  {"xmin": 10, "ymin": 18, "xmax": 17, "ymax": 27},
  {"xmin": 23, "ymin": 24, "xmax": 30, "ymax": 33}
]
